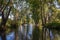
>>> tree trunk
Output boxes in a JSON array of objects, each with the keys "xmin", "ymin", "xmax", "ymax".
[
  {"xmin": 1, "ymin": 31, "xmax": 6, "ymax": 40},
  {"xmin": 42, "ymin": 27, "xmax": 44, "ymax": 40},
  {"xmin": 32, "ymin": 23, "xmax": 40, "ymax": 40},
  {"xmin": 0, "ymin": 25, "xmax": 6, "ymax": 40},
  {"xmin": 12, "ymin": 23, "xmax": 18, "ymax": 40},
  {"xmin": 44, "ymin": 28, "xmax": 47, "ymax": 40},
  {"xmin": 0, "ymin": 20, "xmax": 8, "ymax": 40},
  {"xmin": 15, "ymin": 30, "xmax": 18, "ymax": 40},
  {"xmin": 0, "ymin": 6, "xmax": 12, "ymax": 40},
  {"xmin": 0, "ymin": 19, "xmax": 6, "ymax": 40}
]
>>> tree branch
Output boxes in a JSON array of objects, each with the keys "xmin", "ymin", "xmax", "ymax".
[
  {"xmin": 1, "ymin": 0, "xmax": 10, "ymax": 12},
  {"xmin": 0, "ymin": 0, "xmax": 3, "ymax": 11},
  {"xmin": 1, "ymin": 0, "xmax": 11, "ymax": 23},
  {"xmin": 0, "ymin": 0, "xmax": 3, "ymax": 7},
  {"xmin": 1, "ymin": 6, "xmax": 12, "ymax": 26},
  {"xmin": 6, "ymin": 6, "xmax": 12, "ymax": 20}
]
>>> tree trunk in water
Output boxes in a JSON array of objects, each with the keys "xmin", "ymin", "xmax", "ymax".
[
  {"xmin": 14, "ymin": 24, "xmax": 18, "ymax": 40},
  {"xmin": 1, "ymin": 32, "xmax": 6, "ymax": 40},
  {"xmin": 15, "ymin": 30, "xmax": 18, "ymax": 40},
  {"xmin": 0, "ymin": 25, "xmax": 6, "ymax": 40},
  {"xmin": 42, "ymin": 27, "xmax": 44, "ymax": 40},
  {"xmin": 44, "ymin": 28, "xmax": 47, "ymax": 40},
  {"xmin": 32, "ymin": 23, "xmax": 40, "ymax": 40}
]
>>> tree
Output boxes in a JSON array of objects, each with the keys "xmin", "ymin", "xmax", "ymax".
[
  {"xmin": 12, "ymin": 0, "xmax": 30, "ymax": 40},
  {"xmin": 0, "ymin": 0, "xmax": 13, "ymax": 40},
  {"xmin": 26, "ymin": 0, "xmax": 60, "ymax": 40},
  {"xmin": 26, "ymin": 0, "xmax": 41, "ymax": 40}
]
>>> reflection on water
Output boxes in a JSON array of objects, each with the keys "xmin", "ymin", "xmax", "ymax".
[
  {"xmin": 0, "ymin": 25, "xmax": 60, "ymax": 40},
  {"xmin": 18, "ymin": 23, "xmax": 33, "ymax": 40},
  {"xmin": 0, "ymin": 23, "xmax": 33, "ymax": 40},
  {"xmin": 6, "ymin": 32, "xmax": 15, "ymax": 40},
  {"xmin": 46, "ymin": 29, "xmax": 60, "ymax": 40},
  {"xmin": 0, "ymin": 37, "xmax": 2, "ymax": 40},
  {"xmin": 50, "ymin": 30, "xmax": 54, "ymax": 40},
  {"xmin": 27, "ymin": 24, "xmax": 33, "ymax": 40},
  {"xmin": 0, "ymin": 31, "xmax": 15, "ymax": 40}
]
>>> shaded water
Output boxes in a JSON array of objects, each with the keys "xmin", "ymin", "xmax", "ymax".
[
  {"xmin": 0, "ymin": 24, "xmax": 33, "ymax": 40},
  {"xmin": 0, "ymin": 25, "xmax": 60, "ymax": 40},
  {"xmin": 18, "ymin": 24, "xmax": 33, "ymax": 40},
  {"xmin": 46, "ymin": 29, "xmax": 60, "ymax": 40},
  {"xmin": 0, "ymin": 32, "xmax": 15, "ymax": 40}
]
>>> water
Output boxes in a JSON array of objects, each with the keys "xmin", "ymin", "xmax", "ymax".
[
  {"xmin": 50, "ymin": 30, "xmax": 54, "ymax": 40},
  {"xmin": 0, "ymin": 32, "xmax": 15, "ymax": 40},
  {"xmin": 46, "ymin": 29, "xmax": 60, "ymax": 40},
  {"xmin": 46, "ymin": 29, "xmax": 54, "ymax": 40},
  {"xmin": 18, "ymin": 24, "xmax": 33, "ymax": 40},
  {"xmin": 0, "ymin": 24, "xmax": 33, "ymax": 40},
  {"xmin": 27, "ymin": 24, "xmax": 33, "ymax": 40},
  {"xmin": 0, "ymin": 37, "xmax": 2, "ymax": 40}
]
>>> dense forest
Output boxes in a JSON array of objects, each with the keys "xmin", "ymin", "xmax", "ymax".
[{"xmin": 0, "ymin": 0, "xmax": 60, "ymax": 40}]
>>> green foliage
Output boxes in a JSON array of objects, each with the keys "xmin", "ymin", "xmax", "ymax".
[
  {"xmin": 6, "ymin": 19, "xmax": 18, "ymax": 32},
  {"xmin": 57, "ymin": 13, "xmax": 60, "ymax": 19},
  {"xmin": 32, "ymin": 10, "xmax": 40, "ymax": 23},
  {"xmin": 45, "ymin": 21, "xmax": 60, "ymax": 31},
  {"xmin": 27, "ymin": 0, "xmax": 41, "ymax": 23},
  {"xmin": 10, "ymin": 21, "xmax": 18, "ymax": 30},
  {"xmin": 30, "ymin": 0, "xmax": 40, "ymax": 8}
]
